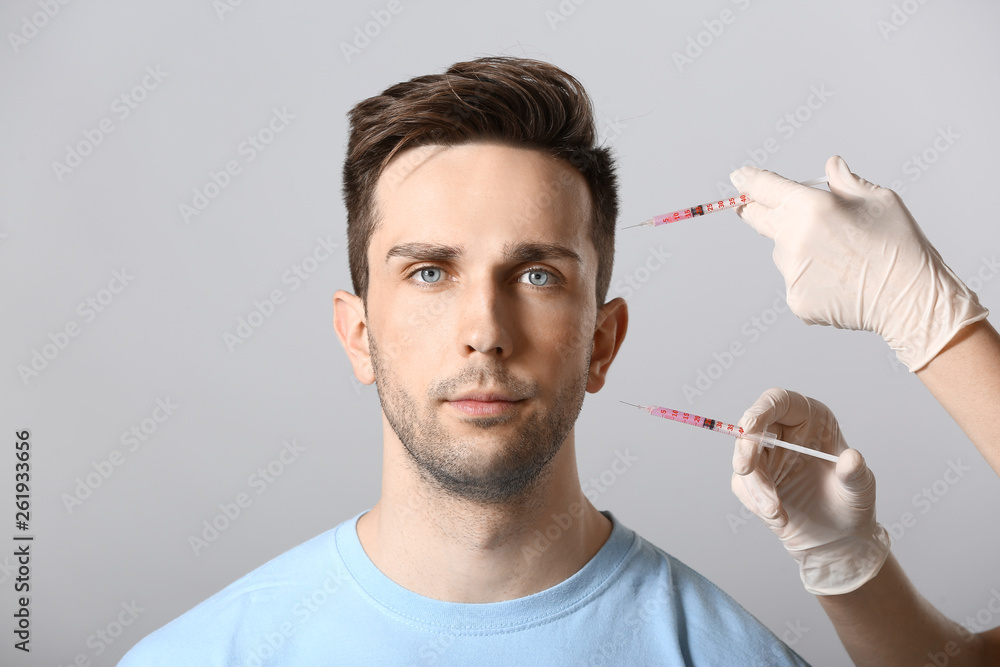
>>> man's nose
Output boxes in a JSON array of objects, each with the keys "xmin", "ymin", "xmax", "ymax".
[{"xmin": 456, "ymin": 280, "xmax": 514, "ymax": 359}]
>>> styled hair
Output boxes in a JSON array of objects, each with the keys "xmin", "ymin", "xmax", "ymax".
[{"xmin": 342, "ymin": 56, "xmax": 619, "ymax": 307}]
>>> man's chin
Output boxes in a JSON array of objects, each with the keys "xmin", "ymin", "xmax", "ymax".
[{"xmin": 424, "ymin": 466, "xmax": 551, "ymax": 505}]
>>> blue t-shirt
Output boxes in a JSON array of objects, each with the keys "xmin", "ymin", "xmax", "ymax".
[{"xmin": 119, "ymin": 510, "xmax": 809, "ymax": 666}]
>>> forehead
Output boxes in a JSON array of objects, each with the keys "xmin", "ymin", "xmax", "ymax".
[{"xmin": 371, "ymin": 143, "xmax": 594, "ymax": 258}]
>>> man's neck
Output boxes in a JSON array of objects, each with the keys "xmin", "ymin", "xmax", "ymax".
[{"xmin": 356, "ymin": 436, "xmax": 613, "ymax": 603}]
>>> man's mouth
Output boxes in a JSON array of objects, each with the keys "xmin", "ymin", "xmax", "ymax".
[{"xmin": 446, "ymin": 391, "xmax": 525, "ymax": 417}]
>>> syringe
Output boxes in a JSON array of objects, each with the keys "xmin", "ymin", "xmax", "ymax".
[
  {"xmin": 620, "ymin": 401, "xmax": 839, "ymax": 463},
  {"xmin": 622, "ymin": 176, "xmax": 829, "ymax": 230}
]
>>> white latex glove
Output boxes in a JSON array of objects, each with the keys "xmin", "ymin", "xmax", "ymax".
[
  {"xmin": 730, "ymin": 156, "xmax": 988, "ymax": 372},
  {"xmin": 731, "ymin": 387, "xmax": 891, "ymax": 596}
]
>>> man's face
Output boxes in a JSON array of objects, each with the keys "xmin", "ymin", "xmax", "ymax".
[{"xmin": 365, "ymin": 143, "xmax": 601, "ymax": 504}]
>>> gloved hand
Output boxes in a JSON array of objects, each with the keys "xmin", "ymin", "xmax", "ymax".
[
  {"xmin": 730, "ymin": 156, "xmax": 988, "ymax": 372},
  {"xmin": 731, "ymin": 387, "xmax": 891, "ymax": 596}
]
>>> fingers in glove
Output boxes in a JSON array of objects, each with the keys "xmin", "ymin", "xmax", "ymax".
[
  {"xmin": 735, "ymin": 387, "xmax": 791, "ymax": 474},
  {"xmin": 732, "ymin": 467, "xmax": 788, "ymax": 528},
  {"xmin": 733, "ymin": 201, "xmax": 780, "ymax": 239},
  {"xmin": 756, "ymin": 387, "xmax": 824, "ymax": 436},
  {"xmin": 742, "ymin": 387, "xmax": 797, "ymax": 432},
  {"xmin": 729, "ymin": 166, "xmax": 787, "ymax": 239},
  {"xmin": 730, "ymin": 166, "xmax": 800, "ymax": 209},
  {"xmin": 825, "ymin": 155, "xmax": 885, "ymax": 200},
  {"xmin": 835, "ymin": 448, "xmax": 877, "ymax": 510},
  {"xmin": 733, "ymin": 434, "xmax": 759, "ymax": 476},
  {"xmin": 730, "ymin": 166, "xmax": 820, "ymax": 238}
]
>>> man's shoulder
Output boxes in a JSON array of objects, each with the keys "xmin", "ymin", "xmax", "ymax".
[
  {"xmin": 626, "ymin": 527, "xmax": 744, "ymax": 602},
  {"xmin": 118, "ymin": 515, "xmax": 359, "ymax": 665},
  {"xmin": 612, "ymin": 522, "xmax": 712, "ymax": 588},
  {"xmin": 609, "ymin": 522, "xmax": 809, "ymax": 665},
  {"xmin": 601, "ymin": 519, "xmax": 741, "ymax": 610}
]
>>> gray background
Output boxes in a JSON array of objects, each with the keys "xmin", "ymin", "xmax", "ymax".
[{"xmin": 2, "ymin": 0, "xmax": 999, "ymax": 665}]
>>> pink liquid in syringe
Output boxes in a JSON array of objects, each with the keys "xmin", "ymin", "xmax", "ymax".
[
  {"xmin": 650, "ymin": 194, "xmax": 752, "ymax": 227},
  {"xmin": 646, "ymin": 406, "xmax": 746, "ymax": 438}
]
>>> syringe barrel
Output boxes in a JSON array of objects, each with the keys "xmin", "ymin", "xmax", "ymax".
[{"xmin": 651, "ymin": 194, "xmax": 752, "ymax": 226}]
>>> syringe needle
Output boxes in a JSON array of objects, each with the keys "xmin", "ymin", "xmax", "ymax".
[
  {"xmin": 618, "ymin": 400, "xmax": 644, "ymax": 408},
  {"xmin": 623, "ymin": 401, "xmax": 839, "ymax": 463},
  {"xmin": 631, "ymin": 176, "xmax": 829, "ymax": 230}
]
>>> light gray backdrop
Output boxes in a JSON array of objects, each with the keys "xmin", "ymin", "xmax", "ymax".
[{"xmin": 3, "ymin": 1, "xmax": 999, "ymax": 665}]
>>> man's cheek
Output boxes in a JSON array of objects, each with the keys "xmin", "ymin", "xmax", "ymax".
[
  {"xmin": 552, "ymin": 326, "xmax": 593, "ymax": 365},
  {"xmin": 383, "ymin": 302, "xmax": 446, "ymax": 358},
  {"xmin": 378, "ymin": 338, "xmax": 406, "ymax": 365},
  {"xmin": 409, "ymin": 294, "xmax": 452, "ymax": 328},
  {"xmin": 389, "ymin": 315, "xmax": 455, "ymax": 367},
  {"xmin": 382, "ymin": 329, "xmax": 422, "ymax": 366}
]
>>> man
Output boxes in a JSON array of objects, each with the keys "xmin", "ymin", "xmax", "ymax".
[{"xmin": 119, "ymin": 57, "xmax": 809, "ymax": 664}]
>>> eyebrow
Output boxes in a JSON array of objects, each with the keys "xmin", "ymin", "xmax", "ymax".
[
  {"xmin": 386, "ymin": 242, "xmax": 462, "ymax": 264},
  {"xmin": 385, "ymin": 241, "xmax": 583, "ymax": 267}
]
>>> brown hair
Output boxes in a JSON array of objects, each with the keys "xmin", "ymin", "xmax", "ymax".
[{"xmin": 342, "ymin": 56, "xmax": 619, "ymax": 308}]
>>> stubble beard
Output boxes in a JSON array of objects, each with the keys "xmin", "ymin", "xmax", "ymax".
[{"xmin": 368, "ymin": 332, "xmax": 592, "ymax": 505}]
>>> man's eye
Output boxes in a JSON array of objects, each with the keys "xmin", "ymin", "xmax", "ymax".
[
  {"xmin": 518, "ymin": 269, "xmax": 552, "ymax": 287},
  {"xmin": 412, "ymin": 267, "xmax": 444, "ymax": 284}
]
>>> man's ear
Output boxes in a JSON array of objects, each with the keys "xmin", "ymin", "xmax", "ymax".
[
  {"xmin": 587, "ymin": 297, "xmax": 628, "ymax": 392},
  {"xmin": 333, "ymin": 290, "xmax": 374, "ymax": 385}
]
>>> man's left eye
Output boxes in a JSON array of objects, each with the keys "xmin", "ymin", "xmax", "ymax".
[{"xmin": 518, "ymin": 269, "xmax": 552, "ymax": 287}]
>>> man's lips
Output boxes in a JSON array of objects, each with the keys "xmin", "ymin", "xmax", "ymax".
[
  {"xmin": 447, "ymin": 396, "xmax": 524, "ymax": 416},
  {"xmin": 452, "ymin": 392, "xmax": 519, "ymax": 402}
]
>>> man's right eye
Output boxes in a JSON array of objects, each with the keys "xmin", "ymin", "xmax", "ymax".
[{"xmin": 408, "ymin": 266, "xmax": 446, "ymax": 284}]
